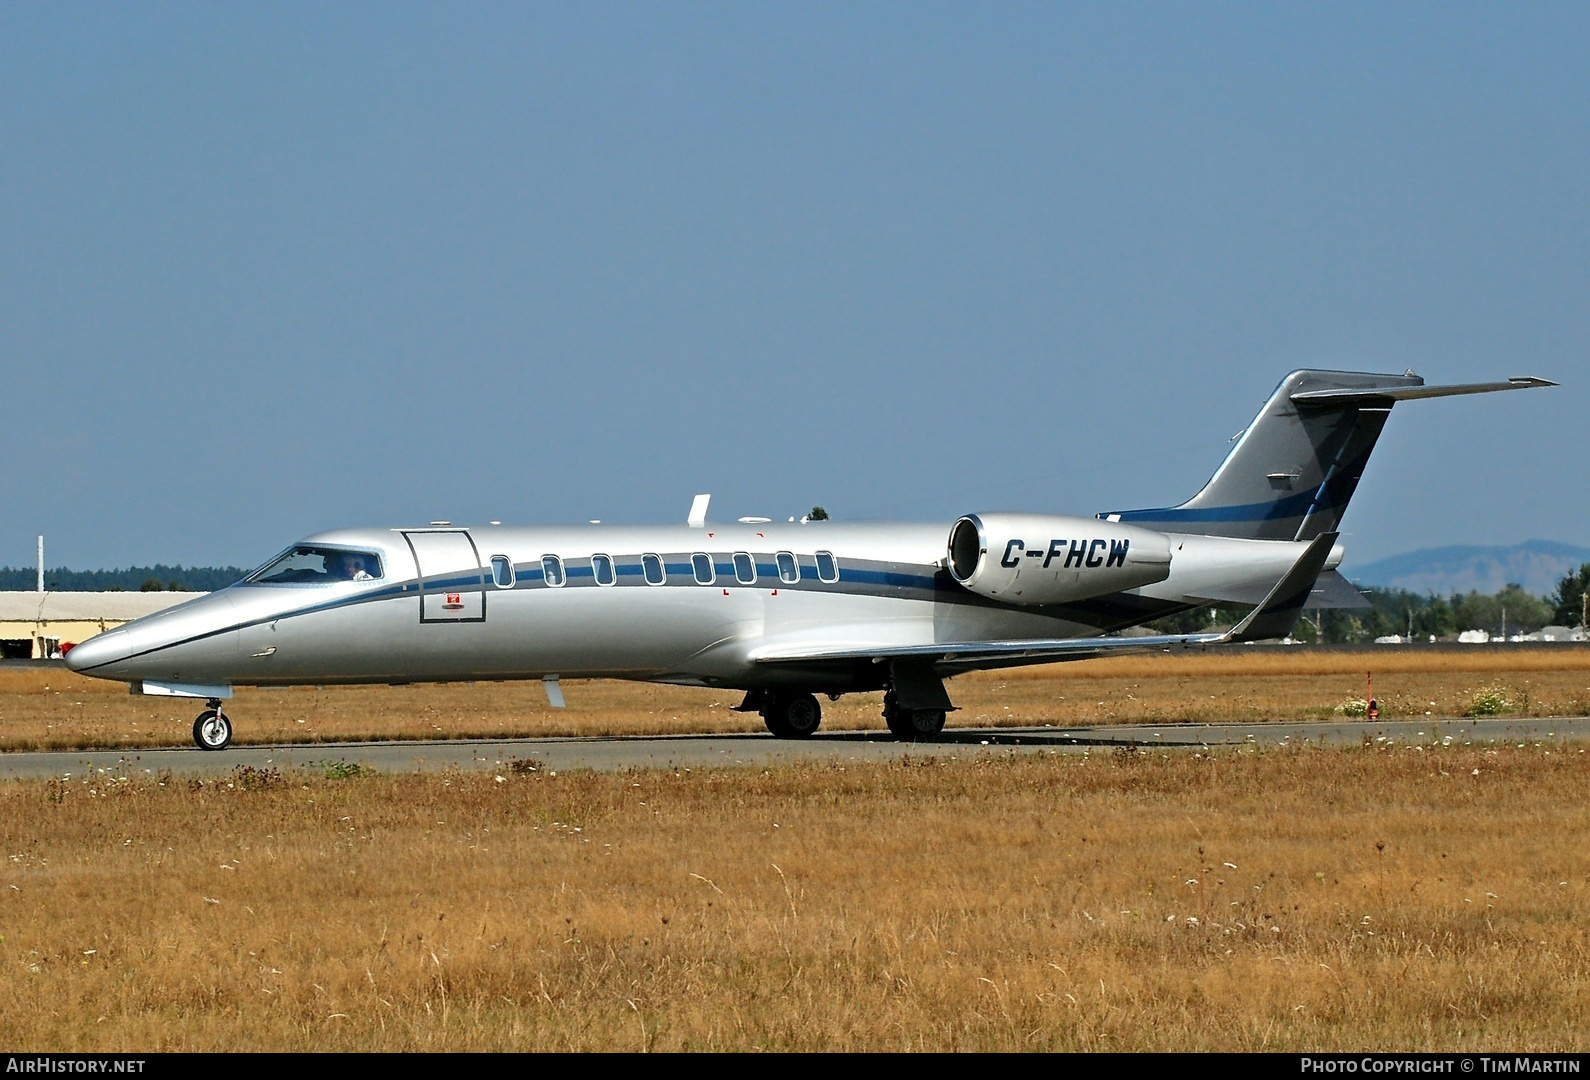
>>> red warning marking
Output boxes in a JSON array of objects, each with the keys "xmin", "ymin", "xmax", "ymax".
[{"xmin": 444, "ymin": 593, "xmax": 463, "ymax": 609}]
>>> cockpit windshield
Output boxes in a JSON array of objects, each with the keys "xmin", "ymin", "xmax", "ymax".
[{"xmin": 245, "ymin": 546, "xmax": 384, "ymax": 585}]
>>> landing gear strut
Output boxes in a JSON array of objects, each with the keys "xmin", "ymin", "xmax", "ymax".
[
  {"xmin": 882, "ymin": 663, "xmax": 955, "ymax": 741},
  {"xmin": 192, "ymin": 698, "xmax": 233, "ymax": 751},
  {"xmin": 883, "ymin": 692, "xmax": 947, "ymax": 741}
]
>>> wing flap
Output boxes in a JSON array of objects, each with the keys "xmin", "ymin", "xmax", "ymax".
[{"xmin": 749, "ymin": 630, "xmax": 1227, "ymax": 667}]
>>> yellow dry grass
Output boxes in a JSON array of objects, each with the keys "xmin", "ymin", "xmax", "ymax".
[
  {"xmin": 3, "ymin": 648, "xmax": 1588, "ymax": 750},
  {"xmin": 1, "ymin": 744, "xmax": 1586, "ymax": 1051}
]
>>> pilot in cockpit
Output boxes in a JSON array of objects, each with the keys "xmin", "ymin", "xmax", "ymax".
[{"xmin": 326, "ymin": 552, "xmax": 374, "ymax": 582}]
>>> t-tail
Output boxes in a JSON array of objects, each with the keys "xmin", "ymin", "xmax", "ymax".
[{"xmin": 1102, "ymin": 368, "xmax": 1555, "ymax": 542}]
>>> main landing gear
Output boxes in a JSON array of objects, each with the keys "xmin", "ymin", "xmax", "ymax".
[
  {"xmin": 883, "ymin": 664, "xmax": 955, "ymax": 741},
  {"xmin": 736, "ymin": 664, "xmax": 957, "ymax": 742},
  {"xmin": 734, "ymin": 690, "xmax": 824, "ymax": 737},
  {"xmin": 882, "ymin": 692, "xmax": 947, "ymax": 741},
  {"xmin": 764, "ymin": 692, "xmax": 825, "ymax": 738},
  {"xmin": 192, "ymin": 698, "xmax": 233, "ymax": 751}
]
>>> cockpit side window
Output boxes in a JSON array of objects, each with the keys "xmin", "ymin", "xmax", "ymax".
[{"xmin": 246, "ymin": 546, "xmax": 384, "ymax": 584}]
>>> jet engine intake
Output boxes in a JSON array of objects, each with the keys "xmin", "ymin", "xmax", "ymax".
[{"xmin": 947, "ymin": 513, "xmax": 1172, "ymax": 605}]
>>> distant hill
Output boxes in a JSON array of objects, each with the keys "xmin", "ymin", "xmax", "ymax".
[
  {"xmin": 1344, "ymin": 541, "xmax": 1590, "ymax": 598},
  {"xmin": 0, "ymin": 565, "xmax": 248, "ymax": 593}
]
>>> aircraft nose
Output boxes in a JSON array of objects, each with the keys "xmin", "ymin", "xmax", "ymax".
[
  {"xmin": 63, "ymin": 592, "xmax": 243, "ymax": 685},
  {"xmin": 64, "ymin": 628, "xmax": 130, "ymax": 674}
]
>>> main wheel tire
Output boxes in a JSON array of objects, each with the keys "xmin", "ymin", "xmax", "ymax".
[
  {"xmin": 193, "ymin": 709, "xmax": 233, "ymax": 751},
  {"xmin": 885, "ymin": 706, "xmax": 946, "ymax": 741},
  {"xmin": 762, "ymin": 692, "xmax": 822, "ymax": 738}
]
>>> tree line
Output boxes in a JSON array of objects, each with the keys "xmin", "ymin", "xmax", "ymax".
[
  {"xmin": 0, "ymin": 565, "xmax": 249, "ymax": 593},
  {"xmin": 1150, "ymin": 562, "xmax": 1590, "ymax": 643}
]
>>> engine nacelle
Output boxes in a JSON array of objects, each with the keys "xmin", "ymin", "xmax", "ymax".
[{"xmin": 947, "ymin": 513, "xmax": 1173, "ymax": 605}]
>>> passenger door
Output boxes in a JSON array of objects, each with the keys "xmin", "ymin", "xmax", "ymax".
[{"xmin": 403, "ymin": 530, "xmax": 486, "ymax": 622}]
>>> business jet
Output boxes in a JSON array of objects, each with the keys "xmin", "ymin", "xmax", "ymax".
[{"xmin": 64, "ymin": 368, "xmax": 1552, "ymax": 750}]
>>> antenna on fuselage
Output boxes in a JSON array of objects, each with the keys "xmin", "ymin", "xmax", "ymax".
[{"xmin": 688, "ymin": 493, "xmax": 710, "ymax": 528}]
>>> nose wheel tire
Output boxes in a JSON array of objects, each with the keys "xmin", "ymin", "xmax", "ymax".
[
  {"xmin": 761, "ymin": 692, "xmax": 822, "ymax": 738},
  {"xmin": 193, "ymin": 709, "xmax": 233, "ymax": 751}
]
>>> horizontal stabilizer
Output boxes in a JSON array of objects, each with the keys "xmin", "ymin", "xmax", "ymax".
[
  {"xmin": 1309, "ymin": 570, "xmax": 1372, "ymax": 610},
  {"xmin": 1291, "ymin": 376, "xmax": 1555, "ymax": 406}
]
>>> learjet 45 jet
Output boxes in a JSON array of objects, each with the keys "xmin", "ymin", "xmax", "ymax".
[{"xmin": 65, "ymin": 368, "xmax": 1553, "ymax": 750}]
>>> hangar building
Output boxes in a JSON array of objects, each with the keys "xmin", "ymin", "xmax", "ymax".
[{"xmin": 0, "ymin": 592, "xmax": 206, "ymax": 660}]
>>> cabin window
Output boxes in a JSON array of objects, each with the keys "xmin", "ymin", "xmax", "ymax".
[
  {"xmin": 692, "ymin": 552, "xmax": 714, "ymax": 585},
  {"xmin": 733, "ymin": 552, "xmax": 755, "ymax": 584},
  {"xmin": 776, "ymin": 551, "xmax": 799, "ymax": 584},
  {"xmin": 815, "ymin": 550, "xmax": 839, "ymax": 583},
  {"xmin": 541, "ymin": 555, "xmax": 565, "ymax": 587},
  {"xmin": 490, "ymin": 556, "xmax": 514, "ymax": 588},
  {"xmin": 642, "ymin": 553, "xmax": 665, "ymax": 585},
  {"xmin": 246, "ymin": 545, "xmax": 384, "ymax": 584},
  {"xmin": 592, "ymin": 553, "xmax": 616, "ymax": 586}
]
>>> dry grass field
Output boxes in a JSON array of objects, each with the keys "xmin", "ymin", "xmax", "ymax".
[
  {"xmin": 2, "ymin": 648, "xmax": 1588, "ymax": 1051},
  {"xmin": 1, "ymin": 744, "xmax": 1586, "ymax": 1051},
  {"xmin": 2, "ymin": 647, "xmax": 1588, "ymax": 751}
]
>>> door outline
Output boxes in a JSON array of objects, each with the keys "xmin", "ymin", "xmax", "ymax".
[{"xmin": 403, "ymin": 530, "xmax": 487, "ymax": 624}]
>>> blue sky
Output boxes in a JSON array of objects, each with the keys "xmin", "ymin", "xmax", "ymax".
[{"xmin": 2, "ymin": 4, "xmax": 1584, "ymax": 573}]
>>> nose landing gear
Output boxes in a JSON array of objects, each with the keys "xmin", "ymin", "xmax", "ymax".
[{"xmin": 192, "ymin": 699, "xmax": 233, "ymax": 751}]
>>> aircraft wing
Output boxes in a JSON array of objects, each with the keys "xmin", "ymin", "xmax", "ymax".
[
  {"xmin": 750, "ymin": 630, "xmax": 1227, "ymax": 672},
  {"xmin": 751, "ymin": 532, "xmax": 1338, "ymax": 673}
]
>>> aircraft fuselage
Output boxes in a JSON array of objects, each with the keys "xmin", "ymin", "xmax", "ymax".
[{"xmin": 68, "ymin": 519, "xmax": 1301, "ymax": 695}]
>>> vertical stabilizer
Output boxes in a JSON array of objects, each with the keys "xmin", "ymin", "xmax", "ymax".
[{"xmin": 1102, "ymin": 369, "xmax": 1551, "ymax": 541}]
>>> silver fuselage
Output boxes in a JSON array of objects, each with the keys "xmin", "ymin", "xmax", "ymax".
[{"xmin": 63, "ymin": 520, "xmax": 1329, "ymax": 695}]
